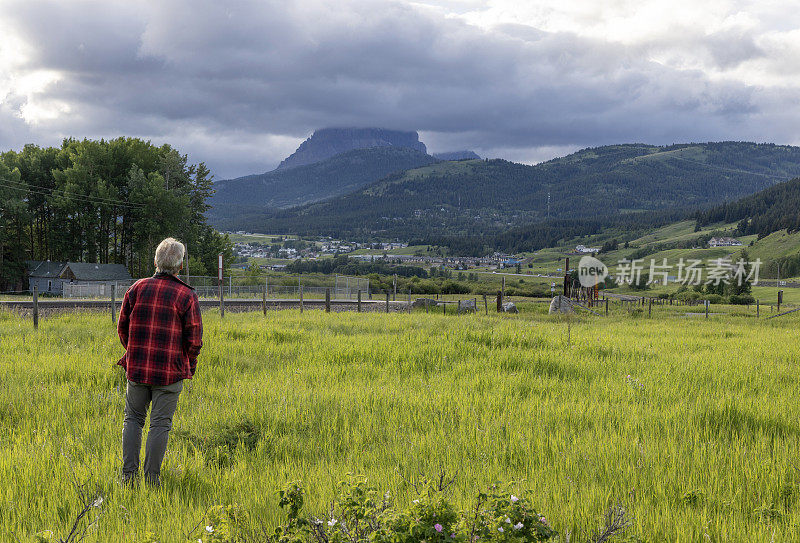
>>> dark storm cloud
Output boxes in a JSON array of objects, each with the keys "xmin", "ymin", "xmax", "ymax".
[{"xmin": 0, "ymin": 0, "xmax": 796, "ymax": 177}]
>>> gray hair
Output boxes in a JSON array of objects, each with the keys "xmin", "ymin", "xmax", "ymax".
[{"xmin": 154, "ymin": 237, "xmax": 185, "ymax": 274}]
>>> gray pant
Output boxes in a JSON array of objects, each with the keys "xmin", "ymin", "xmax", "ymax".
[{"xmin": 122, "ymin": 379, "xmax": 183, "ymax": 482}]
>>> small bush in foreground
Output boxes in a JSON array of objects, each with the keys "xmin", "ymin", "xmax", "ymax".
[{"xmin": 258, "ymin": 478, "xmax": 557, "ymax": 543}]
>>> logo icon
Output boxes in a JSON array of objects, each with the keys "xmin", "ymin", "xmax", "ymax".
[{"xmin": 578, "ymin": 256, "xmax": 608, "ymax": 288}]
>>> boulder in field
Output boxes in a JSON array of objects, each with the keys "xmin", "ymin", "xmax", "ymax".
[
  {"xmin": 502, "ymin": 302, "xmax": 518, "ymax": 313},
  {"xmin": 548, "ymin": 295, "xmax": 575, "ymax": 315}
]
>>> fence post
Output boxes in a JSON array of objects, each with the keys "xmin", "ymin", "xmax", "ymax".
[
  {"xmin": 262, "ymin": 284, "xmax": 267, "ymax": 316},
  {"xmin": 496, "ymin": 291, "xmax": 502, "ymax": 312},
  {"xmin": 648, "ymin": 297, "xmax": 652, "ymax": 318},
  {"xmin": 325, "ymin": 288, "xmax": 331, "ymax": 313},
  {"xmin": 457, "ymin": 299, "xmax": 462, "ymax": 314},
  {"xmin": 407, "ymin": 289, "xmax": 411, "ymax": 313},
  {"xmin": 219, "ymin": 278, "xmax": 224, "ymax": 318},
  {"xmin": 111, "ymin": 284, "xmax": 116, "ymax": 324},
  {"xmin": 757, "ymin": 299, "xmax": 760, "ymax": 318},
  {"xmin": 32, "ymin": 285, "xmax": 39, "ymax": 329},
  {"xmin": 425, "ymin": 298, "xmax": 429, "ymax": 313},
  {"xmin": 605, "ymin": 298, "xmax": 609, "ymax": 316},
  {"xmin": 358, "ymin": 290, "xmax": 362, "ymax": 313},
  {"xmin": 299, "ymin": 286, "xmax": 304, "ymax": 313},
  {"xmin": 386, "ymin": 292, "xmax": 390, "ymax": 313},
  {"xmin": 229, "ymin": 275, "xmax": 232, "ymax": 297},
  {"xmin": 705, "ymin": 300, "xmax": 709, "ymax": 319},
  {"xmin": 501, "ymin": 276, "xmax": 505, "ymax": 305},
  {"xmin": 393, "ymin": 274, "xmax": 397, "ymax": 301},
  {"xmin": 483, "ymin": 294, "xmax": 488, "ymax": 315},
  {"xmin": 443, "ymin": 299, "xmax": 446, "ymax": 315}
]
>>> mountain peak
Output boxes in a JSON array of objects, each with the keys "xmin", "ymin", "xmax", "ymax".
[{"xmin": 276, "ymin": 127, "xmax": 427, "ymax": 170}]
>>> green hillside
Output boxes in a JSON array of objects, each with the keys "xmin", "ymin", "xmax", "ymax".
[
  {"xmin": 231, "ymin": 142, "xmax": 800, "ymax": 242},
  {"xmin": 743, "ymin": 230, "xmax": 800, "ymax": 262},
  {"xmin": 210, "ymin": 146, "xmax": 439, "ymax": 221}
]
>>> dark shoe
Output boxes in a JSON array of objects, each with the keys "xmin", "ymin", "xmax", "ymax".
[
  {"xmin": 121, "ymin": 473, "xmax": 139, "ymax": 487},
  {"xmin": 144, "ymin": 473, "xmax": 160, "ymax": 487}
]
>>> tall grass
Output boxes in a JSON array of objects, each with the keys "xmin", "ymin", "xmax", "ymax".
[{"xmin": 1, "ymin": 306, "xmax": 799, "ymax": 540}]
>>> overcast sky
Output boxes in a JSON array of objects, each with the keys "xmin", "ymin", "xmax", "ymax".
[{"xmin": 1, "ymin": 0, "xmax": 799, "ymax": 178}]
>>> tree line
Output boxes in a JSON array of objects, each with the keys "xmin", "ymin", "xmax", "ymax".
[
  {"xmin": 0, "ymin": 138, "xmax": 231, "ymax": 290},
  {"xmin": 696, "ymin": 176, "xmax": 800, "ymax": 239}
]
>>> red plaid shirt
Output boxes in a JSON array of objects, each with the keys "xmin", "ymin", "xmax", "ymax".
[{"xmin": 117, "ymin": 273, "xmax": 203, "ymax": 385}]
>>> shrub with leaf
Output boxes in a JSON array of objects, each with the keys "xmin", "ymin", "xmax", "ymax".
[{"xmin": 267, "ymin": 478, "xmax": 557, "ymax": 543}]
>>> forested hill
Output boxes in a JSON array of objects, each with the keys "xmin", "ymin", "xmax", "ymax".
[
  {"xmin": 697, "ymin": 176, "xmax": 800, "ymax": 238},
  {"xmin": 210, "ymin": 146, "xmax": 439, "ymax": 217},
  {"xmin": 227, "ymin": 142, "xmax": 800, "ymax": 239}
]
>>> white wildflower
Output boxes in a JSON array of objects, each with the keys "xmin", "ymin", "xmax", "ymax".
[
  {"xmin": 92, "ymin": 496, "xmax": 104, "ymax": 508},
  {"xmin": 505, "ymin": 517, "xmax": 511, "ymax": 523},
  {"xmin": 206, "ymin": 525, "xmax": 214, "ymax": 533},
  {"xmin": 498, "ymin": 527, "xmax": 504, "ymax": 532},
  {"xmin": 328, "ymin": 519, "xmax": 337, "ymax": 527},
  {"xmin": 510, "ymin": 495, "xmax": 518, "ymax": 502},
  {"xmin": 514, "ymin": 522, "xmax": 524, "ymax": 530}
]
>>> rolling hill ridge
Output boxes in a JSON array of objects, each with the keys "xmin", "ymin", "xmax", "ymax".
[{"xmin": 225, "ymin": 142, "xmax": 800, "ymax": 241}]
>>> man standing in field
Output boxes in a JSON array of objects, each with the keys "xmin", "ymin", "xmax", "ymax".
[{"xmin": 117, "ymin": 237, "xmax": 203, "ymax": 486}]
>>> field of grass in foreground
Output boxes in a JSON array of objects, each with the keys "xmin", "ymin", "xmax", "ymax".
[{"xmin": 3, "ymin": 307, "xmax": 800, "ymax": 541}]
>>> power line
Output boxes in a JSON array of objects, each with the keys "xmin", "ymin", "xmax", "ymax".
[
  {"xmin": 0, "ymin": 180, "xmax": 148, "ymax": 208},
  {"xmin": 0, "ymin": 181, "xmax": 146, "ymax": 209},
  {"xmin": 0, "ymin": 177, "xmax": 147, "ymax": 207}
]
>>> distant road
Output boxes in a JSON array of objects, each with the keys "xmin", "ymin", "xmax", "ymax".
[
  {"xmin": 473, "ymin": 270, "xmax": 561, "ymax": 279},
  {"xmin": 756, "ymin": 280, "xmax": 800, "ymax": 288}
]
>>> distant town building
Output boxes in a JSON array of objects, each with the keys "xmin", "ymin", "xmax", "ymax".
[
  {"xmin": 575, "ymin": 245, "xmax": 601, "ymax": 254},
  {"xmin": 708, "ymin": 237, "xmax": 742, "ymax": 248}
]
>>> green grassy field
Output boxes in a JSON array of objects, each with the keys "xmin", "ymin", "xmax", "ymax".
[
  {"xmin": 226, "ymin": 233, "xmax": 300, "ymax": 245},
  {"xmin": 3, "ymin": 306, "xmax": 800, "ymax": 541}
]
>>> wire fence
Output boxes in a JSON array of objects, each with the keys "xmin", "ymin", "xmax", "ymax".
[
  {"xmin": 17, "ymin": 274, "xmax": 374, "ymax": 300},
  {"xmin": 187, "ymin": 274, "xmax": 370, "ymax": 300},
  {"xmin": 63, "ymin": 281, "xmax": 136, "ymax": 298}
]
